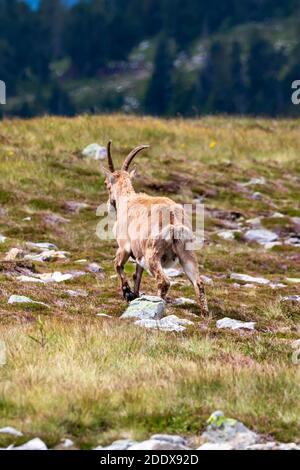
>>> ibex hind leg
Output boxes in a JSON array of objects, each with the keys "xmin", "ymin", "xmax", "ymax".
[
  {"xmin": 174, "ymin": 244, "xmax": 209, "ymax": 316},
  {"xmin": 146, "ymin": 253, "xmax": 170, "ymax": 300},
  {"xmin": 115, "ymin": 249, "xmax": 135, "ymax": 302}
]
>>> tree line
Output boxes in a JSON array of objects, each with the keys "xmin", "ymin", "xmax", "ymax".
[{"xmin": 0, "ymin": 0, "xmax": 300, "ymax": 117}]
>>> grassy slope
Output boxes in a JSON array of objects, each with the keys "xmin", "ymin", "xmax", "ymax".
[{"xmin": 0, "ymin": 115, "xmax": 299, "ymax": 449}]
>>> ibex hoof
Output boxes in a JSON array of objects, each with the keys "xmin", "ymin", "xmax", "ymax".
[{"xmin": 122, "ymin": 286, "xmax": 135, "ymax": 302}]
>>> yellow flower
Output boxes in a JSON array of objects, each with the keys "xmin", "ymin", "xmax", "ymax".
[
  {"xmin": 209, "ymin": 141, "xmax": 217, "ymax": 149},
  {"xmin": 8, "ymin": 150, "xmax": 15, "ymax": 157}
]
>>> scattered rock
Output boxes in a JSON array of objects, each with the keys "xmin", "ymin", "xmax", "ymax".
[
  {"xmin": 198, "ymin": 442, "xmax": 233, "ymax": 450},
  {"xmin": 164, "ymin": 268, "xmax": 183, "ymax": 278},
  {"xmin": 87, "ymin": 262, "xmax": 104, "ymax": 274},
  {"xmin": 285, "ymin": 236, "xmax": 300, "ymax": 246},
  {"xmin": 10, "ymin": 438, "xmax": 48, "ymax": 451},
  {"xmin": 64, "ymin": 201, "xmax": 89, "ymax": 213},
  {"xmin": 65, "ymin": 289, "xmax": 88, "ymax": 298},
  {"xmin": 61, "ymin": 438, "xmax": 74, "ymax": 449},
  {"xmin": 43, "ymin": 213, "xmax": 70, "ymax": 226},
  {"xmin": 202, "ymin": 411, "xmax": 259, "ymax": 449},
  {"xmin": 0, "ymin": 426, "xmax": 23, "ymax": 437},
  {"xmin": 231, "ymin": 273, "xmax": 270, "ymax": 285},
  {"xmin": 216, "ymin": 317, "xmax": 255, "ymax": 331},
  {"xmin": 217, "ymin": 230, "xmax": 237, "ymax": 241},
  {"xmin": 135, "ymin": 315, "xmax": 193, "ymax": 332},
  {"xmin": 121, "ymin": 295, "xmax": 165, "ymax": 320},
  {"xmin": 101, "ymin": 439, "xmax": 138, "ymax": 450},
  {"xmin": 241, "ymin": 177, "xmax": 266, "ymax": 186},
  {"xmin": 128, "ymin": 439, "xmax": 190, "ymax": 450},
  {"xmin": 27, "ymin": 242, "xmax": 58, "ymax": 251},
  {"xmin": 82, "ymin": 143, "xmax": 107, "ymax": 160},
  {"xmin": 200, "ymin": 275, "xmax": 213, "ymax": 285},
  {"xmin": 151, "ymin": 434, "xmax": 187, "ymax": 446},
  {"xmin": 8, "ymin": 295, "xmax": 49, "ymax": 308},
  {"xmin": 245, "ymin": 229, "xmax": 278, "ymax": 245},
  {"xmin": 286, "ymin": 278, "xmax": 300, "ymax": 284},
  {"xmin": 17, "ymin": 271, "xmax": 75, "ymax": 283},
  {"xmin": 250, "ymin": 192, "xmax": 263, "ymax": 200},
  {"xmin": 4, "ymin": 248, "xmax": 24, "ymax": 261},
  {"xmin": 24, "ymin": 250, "xmax": 69, "ymax": 262},
  {"xmin": 172, "ymin": 297, "xmax": 197, "ymax": 306},
  {"xmin": 281, "ymin": 295, "xmax": 300, "ymax": 303}
]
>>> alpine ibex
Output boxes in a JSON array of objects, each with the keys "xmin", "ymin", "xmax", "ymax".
[{"xmin": 101, "ymin": 141, "xmax": 208, "ymax": 316}]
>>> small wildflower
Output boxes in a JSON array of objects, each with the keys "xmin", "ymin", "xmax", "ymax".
[{"xmin": 209, "ymin": 141, "xmax": 217, "ymax": 149}]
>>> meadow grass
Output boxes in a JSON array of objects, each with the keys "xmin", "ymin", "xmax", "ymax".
[{"xmin": 0, "ymin": 115, "xmax": 299, "ymax": 448}]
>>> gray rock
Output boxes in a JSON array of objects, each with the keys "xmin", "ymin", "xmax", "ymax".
[
  {"xmin": 102, "ymin": 439, "xmax": 138, "ymax": 450},
  {"xmin": 61, "ymin": 438, "xmax": 74, "ymax": 449},
  {"xmin": 121, "ymin": 296, "xmax": 165, "ymax": 320},
  {"xmin": 282, "ymin": 295, "xmax": 300, "ymax": 303},
  {"xmin": 43, "ymin": 213, "xmax": 70, "ymax": 226},
  {"xmin": 82, "ymin": 143, "xmax": 107, "ymax": 160},
  {"xmin": 202, "ymin": 411, "xmax": 259, "ymax": 449},
  {"xmin": 217, "ymin": 230, "xmax": 237, "ymax": 241},
  {"xmin": 245, "ymin": 229, "xmax": 278, "ymax": 245},
  {"xmin": 87, "ymin": 262, "xmax": 104, "ymax": 274},
  {"xmin": 216, "ymin": 317, "xmax": 255, "ymax": 331},
  {"xmin": 242, "ymin": 177, "xmax": 266, "ymax": 186},
  {"xmin": 65, "ymin": 289, "xmax": 88, "ymax": 298},
  {"xmin": 0, "ymin": 426, "xmax": 23, "ymax": 437},
  {"xmin": 231, "ymin": 273, "xmax": 270, "ymax": 285},
  {"xmin": 197, "ymin": 442, "xmax": 233, "ymax": 450},
  {"xmin": 4, "ymin": 248, "xmax": 24, "ymax": 261},
  {"xmin": 24, "ymin": 250, "xmax": 69, "ymax": 262},
  {"xmin": 27, "ymin": 242, "xmax": 58, "ymax": 251},
  {"xmin": 151, "ymin": 434, "xmax": 187, "ymax": 446},
  {"xmin": 135, "ymin": 315, "xmax": 193, "ymax": 332},
  {"xmin": 172, "ymin": 297, "xmax": 197, "ymax": 306},
  {"xmin": 11, "ymin": 438, "xmax": 48, "ymax": 450},
  {"xmin": 0, "ymin": 234, "xmax": 7, "ymax": 243},
  {"xmin": 8, "ymin": 295, "xmax": 49, "ymax": 308},
  {"xmin": 128, "ymin": 440, "xmax": 190, "ymax": 450},
  {"xmin": 64, "ymin": 201, "xmax": 89, "ymax": 213}
]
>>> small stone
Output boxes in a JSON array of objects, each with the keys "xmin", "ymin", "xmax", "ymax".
[
  {"xmin": 217, "ymin": 230, "xmax": 237, "ymax": 241},
  {"xmin": 164, "ymin": 268, "xmax": 183, "ymax": 278},
  {"xmin": 61, "ymin": 438, "xmax": 74, "ymax": 449},
  {"xmin": 87, "ymin": 262, "xmax": 104, "ymax": 274},
  {"xmin": 217, "ymin": 317, "xmax": 255, "ymax": 331},
  {"xmin": 241, "ymin": 177, "xmax": 266, "ymax": 186},
  {"xmin": 96, "ymin": 314, "xmax": 112, "ymax": 318},
  {"xmin": 282, "ymin": 295, "xmax": 300, "ymax": 303},
  {"xmin": 23, "ymin": 217, "xmax": 32, "ymax": 221},
  {"xmin": 64, "ymin": 201, "xmax": 89, "ymax": 213},
  {"xmin": 27, "ymin": 242, "xmax": 58, "ymax": 251},
  {"xmin": 43, "ymin": 213, "xmax": 70, "ymax": 226},
  {"xmin": 250, "ymin": 192, "xmax": 263, "ymax": 200},
  {"xmin": 230, "ymin": 273, "xmax": 270, "ymax": 285},
  {"xmin": 286, "ymin": 278, "xmax": 300, "ymax": 284},
  {"xmin": 151, "ymin": 434, "xmax": 187, "ymax": 446},
  {"xmin": 82, "ymin": 143, "xmax": 107, "ymax": 160},
  {"xmin": 172, "ymin": 297, "xmax": 197, "ymax": 306},
  {"xmin": 245, "ymin": 229, "xmax": 278, "ymax": 245},
  {"xmin": 102, "ymin": 439, "xmax": 138, "ymax": 450},
  {"xmin": 24, "ymin": 250, "xmax": 69, "ymax": 262},
  {"xmin": 11, "ymin": 438, "xmax": 47, "ymax": 451},
  {"xmin": 65, "ymin": 289, "xmax": 88, "ymax": 298},
  {"xmin": 0, "ymin": 426, "xmax": 23, "ymax": 437},
  {"xmin": 121, "ymin": 295, "xmax": 165, "ymax": 320},
  {"xmin": 198, "ymin": 442, "xmax": 233, "ymax": 450},
  {"xmin": 128, "ymin": 440, "xmax": 189, "ymax": 450},
  {"xmin": 8, "ymin": 295, "xmax": 49, "ymax": 308},
  {"xmin": 4, "ymin": 248, "xmax": 24, "ymax": 261},
  {"xmin": 0, "ymin": 234, "xmax": 7, "ymax": 243},
  {"xmin": 200, "ymin": 275, "xmax": 213, "ymax": 285},
  {"xmin": 135, "ymin": 315, "xmax": 193, "ymax": 332}
]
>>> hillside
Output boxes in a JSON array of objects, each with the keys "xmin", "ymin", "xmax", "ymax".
[{"xmin": 0, "ymin": 115, "xmax": 299, "ymax": 449}]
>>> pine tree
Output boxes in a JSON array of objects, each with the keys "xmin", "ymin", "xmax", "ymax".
[{"xmin": 143, "ymin": 36, "xmax": 176, "ymax": 115}]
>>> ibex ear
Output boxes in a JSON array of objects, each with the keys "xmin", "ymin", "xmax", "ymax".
[
  {"xmin": 129, "ymin": 167, "xmax": 137, "ymax": 179},
  {"xmin": 100, "ymin": 165, "xmax": 115, "ymax": 183}
]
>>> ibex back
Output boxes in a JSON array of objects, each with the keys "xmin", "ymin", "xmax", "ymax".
[{"xmin": 101, "ymin": 141, "xmax": 209, "ymax": 316}]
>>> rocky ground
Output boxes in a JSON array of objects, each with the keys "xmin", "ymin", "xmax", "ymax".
[{"xmin": 0, "ymin": 116, "xmax": 299, "ymax": 449}]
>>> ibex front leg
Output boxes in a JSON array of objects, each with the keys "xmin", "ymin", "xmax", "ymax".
[{"xmin": 115, "ymin": 249, "xmax": 135, "ymax": 302}]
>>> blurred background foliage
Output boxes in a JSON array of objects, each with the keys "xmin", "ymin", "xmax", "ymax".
[{"xmin": 1, "ymin": 0, "xmax": 300, "ymax": 118}]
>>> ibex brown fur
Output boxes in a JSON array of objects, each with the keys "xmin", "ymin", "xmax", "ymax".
[{"xmin": 101, "ymin": 141, "xmax": 208, "ymax": 316}]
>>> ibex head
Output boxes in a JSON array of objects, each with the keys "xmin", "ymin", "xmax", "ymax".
[{"xmin": 101, "ymin": 141, "xmax": 149, "ymax": 209}]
